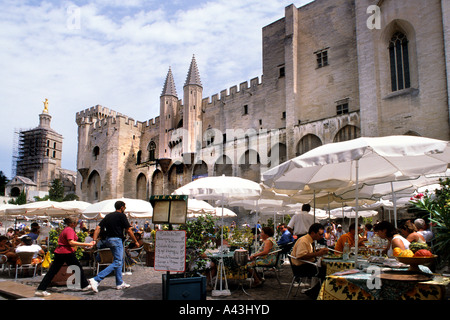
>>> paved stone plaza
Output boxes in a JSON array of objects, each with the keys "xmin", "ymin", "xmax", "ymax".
[{"xmin": 0, "ymin": 260, "xmax": 310, "ymax": 301}]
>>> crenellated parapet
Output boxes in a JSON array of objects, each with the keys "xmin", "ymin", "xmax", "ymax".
[
  {"xmin": 76, "ymin": 104, "xmax": 160, "ymax": 133},
  {"xmin": 201, "ymin": 75, "xmax": 264, "ymax": 110},
  {"xmin": 75, "ymin": 105, "xmax": 122, "ymax": 125}
]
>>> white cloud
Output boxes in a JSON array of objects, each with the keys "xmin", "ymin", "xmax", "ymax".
[{"xmin": 0, "ymin": 0, "xmax": 313, "ymax": 179}]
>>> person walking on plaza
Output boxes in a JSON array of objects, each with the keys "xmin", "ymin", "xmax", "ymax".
[
  {"xmin": 35, "ymin": 217, "xmax": 96, "ymax": 297},
  {"xmin": 89, "ymin": 201, "xmax": 139, "ymax": 293}
]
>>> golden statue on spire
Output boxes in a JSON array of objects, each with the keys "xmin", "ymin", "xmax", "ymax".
[{"xmin": 43, "ymin": 98, "xmax": 49, "ymax": 113}]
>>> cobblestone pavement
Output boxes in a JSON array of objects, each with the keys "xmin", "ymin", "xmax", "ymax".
[{"xmin": 1, "ymin": 261, "xmax": 310, "ymax": 301}]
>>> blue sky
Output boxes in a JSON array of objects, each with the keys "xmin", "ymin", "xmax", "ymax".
[{"xmin": 0, "ymin": 0, "xmax": 314, "ymax": 180}]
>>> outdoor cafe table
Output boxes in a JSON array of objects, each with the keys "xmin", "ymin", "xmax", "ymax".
[
  {"xmin": 322, "ymin": 257, "xmax": 355, "ymax": 276},
  {"xmin": 206, "ymin": 250, "xmax": 247, "ymax": 280},
  {"xmin": 317, "ymin": 265, "xmax": 450, "ymax": 300}
]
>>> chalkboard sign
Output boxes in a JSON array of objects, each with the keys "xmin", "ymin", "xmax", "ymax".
[{"xmin": 154, "ymin": 230, "xmax": 186, "ymax": 272}]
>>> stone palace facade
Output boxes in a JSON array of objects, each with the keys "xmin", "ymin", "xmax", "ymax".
[{"xmin": 75, "ymin": 0, "xmax": 450, "ymax": 203}]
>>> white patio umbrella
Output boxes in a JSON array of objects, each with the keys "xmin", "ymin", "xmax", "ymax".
[
  {"xmin": 185, "ymin": 199, "xmax": 216, "ymax": 218},
  {"xmin": 5, "ymin": 200, "xmax": 88, "ymax": 217},
  {"xmin": 187, "ymin": 199, "xmax": 215, "ymax": 214},
  {"xmin": 330, "ymin": 207, "xmax": 378, "ymax": 219},
  {"xmin": 0, "ymin": 204, "xmax": 18, "ymax": 215},
  {"xmin": 334, "ymin": 169, "xmax": 450, "ymax": 227},
  {"xmin": 262, "ymin": 135, "xmax": 450, "ymax": 262},
  {"xmin": 172, "ymin": 175, "xmax": 261, "ymax": 296},
  {"xmin": 82, "ymin": 198, "xmax": 153, "ymax": 219},
  {"xmin": 212, "ymin": 207, "xmax": 237, "ymax": 217}
]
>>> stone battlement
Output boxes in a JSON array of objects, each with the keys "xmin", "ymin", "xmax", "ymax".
[
  {"xmin": 201, "ymin": 76, "xmax": 263, "ymax": 108},
  {"xmin": 75, "ymin": 104, "xmax": 159, "ymax": 131}
]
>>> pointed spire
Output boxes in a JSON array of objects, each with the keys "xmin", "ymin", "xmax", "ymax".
[
  {"xmin": 161, "ymin": 67, "xmax": 178, "ymax": 97},
  {"xmin": 184, "ymin": 55, "xmax": 202, "ymax": 88}
]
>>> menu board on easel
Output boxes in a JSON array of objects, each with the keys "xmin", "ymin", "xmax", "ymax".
[
  {"xmin": 154, "ymin": 230, "xmax": 186, "ymax": 272},
  {"xmin": 150, "ymin": 195, "xmax": 188, "ymax": 225}
]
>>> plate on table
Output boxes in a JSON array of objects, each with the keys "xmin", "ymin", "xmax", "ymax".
[
  {"xmin": 378, "ymin": 270, "xmax": 433, "ymax": 282},
  {"xmin": 325, "ymin": 254, "xmax": 343, "ymax": 260}
]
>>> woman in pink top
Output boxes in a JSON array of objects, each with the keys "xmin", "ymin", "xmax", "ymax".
[{"xmin": 35, "ymin": 217, "xmax": 95, "ymax": 297}]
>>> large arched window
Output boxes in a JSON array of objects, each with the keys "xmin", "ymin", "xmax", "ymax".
[
  {"xmin": 389, "ymin": 32, "xmax": 411, "ymax": 92},
  {"xmin": 334, "ymin": 125, "xmax": 360, "ymax": 143},
  {"xmin": 297, "ymin": 134, "xmax": 322, "ymax": 156}
]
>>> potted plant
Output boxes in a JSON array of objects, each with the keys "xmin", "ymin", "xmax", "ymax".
[
  {"xmin": 411, "ymin": 178, "xmax": 450, "ymax": 270},
  {"xmin": 162, "ymin": 214, "xmax": 218, "ymax": 300},
  {"xmin": 179, "ymin": 214, "xmax": 218, "ymax": 277},
  {"xmin": 215, "ymin": 225, "xmax": 230, "ymax": 248},
  {"xmin": 229, "ymin": 226, "xmax": 254, "ymax": 251}
]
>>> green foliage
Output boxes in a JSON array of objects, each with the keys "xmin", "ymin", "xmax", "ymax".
[
  {"xmin": 48, "ymin": 224, "xmax": 88, "ymax": 260},
  {"xmin": 229, "ymin": 227, "xmax": 254, "ymax": 248},
  {"xmin": 34, "ymin": 194, "xmax": 50, "ymax": 202},
  {"xmin": 63, "ymin": 193, "xmax": 79, "ymax": 201},
  {"xmin": 48, "ymin": 179, "xmax": 65, "ymax": 201},
  {"xmin": 8, "ymin": 190, "xmax": 27, "ymax": 204},
  {"xmin": 411, "ymin": 178, "xmax": 450, "ymax": 264},
  {"xmin": 178, "ymin": 214, "xmax": 218, "ymax": 277}
]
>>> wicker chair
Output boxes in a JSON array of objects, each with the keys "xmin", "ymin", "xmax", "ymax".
[
  {"xmin": 94, "ymin": 248, "xmax": 114, "ymax": 275},
  {"xmin": 15, "ymin": 251, "xmax": 41, "ymax": 280}
]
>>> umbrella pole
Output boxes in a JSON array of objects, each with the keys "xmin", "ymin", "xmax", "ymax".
[
  {"xmin": 390, "ymin": 182, "xmax": 398, "ymax": 229},
  {"xmin": 213, "ymin": 193, "xmax": 230, "ymax": 296},
  {"xmin": 354, "ymin": 160, "xmax": 359, "ymax": 265},
  {"xmin": 313, "ymin": 190, "xmax": 316, "ymax": 222}
]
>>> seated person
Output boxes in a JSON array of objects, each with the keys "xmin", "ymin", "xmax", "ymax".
[
  {"xmin": 26, "ymin": 222, "xmax": 40, "ymax": 242},
  {"xmin": 0, "ymin": 235, "xmax": 18, "ymax": 264},
  {"xmin": 374, "ymin": 221, "xmax": 410, "ymax": 257},
  {"xmin": 290, "ymin": 223, "xmax": 329, "ymax": 299},
  {"xmin": 324, "ymin": 226, "xmax": 336, "ymax": 249},
  {"xmin": 15, "ymin": 235, "xmax": 45, "ymax": 265},
  {"xmin": 126, "ymin": 233, "xmax": 144, "ymax": 258},
  {"xmin": 414, "ymin": 218, "xmax": 433, "ymax": 244},
  {"xmin": 84, "ymin": 229, "xmax": 95, "ymax": 243},
  {"xmin": 334, "ymin": 223, "xmax": 366, "ymax": 253},
  {"xmin": 247, "ymin": 227, "xmax": 279, "ymax": 287},
  {"xmin": 399, "ymin": 220, "xmax": 426, "ymax": 244},
  {"xmin": 277, "ymin": 223, "xmax": 294, "ymax": 247}
]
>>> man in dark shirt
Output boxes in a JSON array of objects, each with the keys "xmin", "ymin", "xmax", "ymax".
[{"xmin": 89, "ymin": 201, "xmax": 139, "ymax": 292}]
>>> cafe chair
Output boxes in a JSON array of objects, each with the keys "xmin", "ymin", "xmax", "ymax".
[
  {"xmin": 255, "ymin": 249, "xmax": 283, "ymax": 287},
  {"xmin": 286, "ymin": 254, "xmax": 321, "ymax": 299},
  {"xmin": 279, "ymin": 241, "xmax": 295, "ymax": 262},
  {"xmin": 128, "ymin": 245, "xmax": 145, "ymax": 266},
  {"xmin": 94, "ymin": 248, "xmax": 114, "ymax": 275},
  {"xmin": 0, "ymin": 254, "xmax": 8, "ymax": 273},
  {"xmin": 15, "ymin": 252, "xmax": 41, "ymax": 280}
]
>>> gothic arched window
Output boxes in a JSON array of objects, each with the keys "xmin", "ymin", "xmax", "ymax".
[
  {"xmin": 148, "ymin": 141, "xmax": 156, "ymax": 161},
  {"xmin": 389, "ymin": 32, "xmax": 411, "ymax": 92}
]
